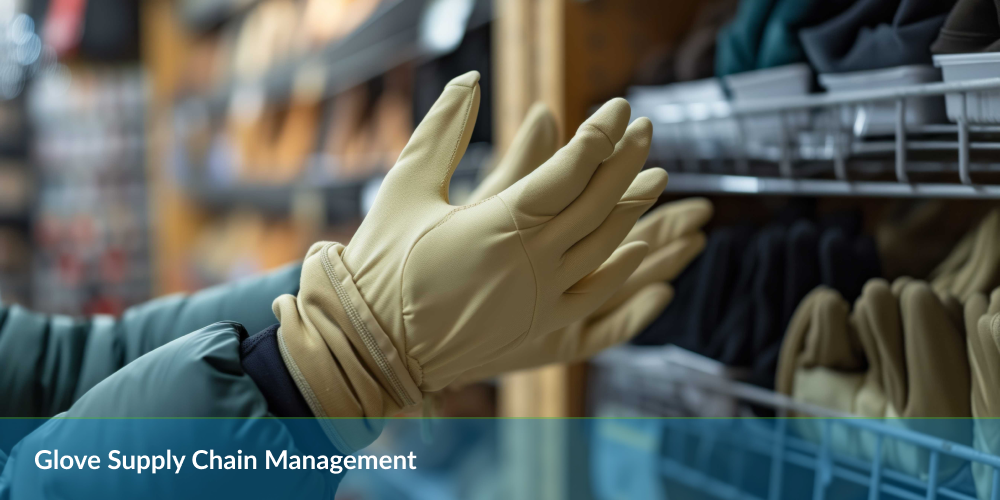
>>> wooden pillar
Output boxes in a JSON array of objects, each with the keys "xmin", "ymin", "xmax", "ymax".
[{"xmin": 142, "ymin": 0, "xmax": 210, "ymax": 295}]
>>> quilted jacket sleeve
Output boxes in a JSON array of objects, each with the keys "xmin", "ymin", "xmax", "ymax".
[
  {"xmin": 0, "ymin": 321, "xmax": 343, "ymax": 500},
  {"xmin": 0, "ymin": 262, "xmax": 301, "ymax": 417}
]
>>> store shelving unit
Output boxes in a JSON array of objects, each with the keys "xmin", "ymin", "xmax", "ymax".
[
  {"xmin": 591, "ymin": 346, "xmax": 999, "ymax": 500},
  {"xmin": 642, "ymin": 77, "xmax": 1000, "ymax": 200},
  {"xmin": 179, "ymin": 0, "xmax": 262, "ymax": 33},
  {"xmin": 178, "ymin": 0, "xmax": 493, "ymax": 117},
  {"xmin": 0, "ymin": 89, "xmax": 32, "ymax": 306},
  {"xmin": 574, "ymin": 29, "xmax": 1000, "ymax": 500},
  {"xmin": 169, "ymin": 0, "xmax": 495, "ymax": 215},
  {"xmin": 492, "ymin": 4, "xmax": 1000, "ymax": 498},
  {"xmin": 182, "ymin": 153, "xmax": 485, "ymax": 219},
  {"xmin": 145, "ymin": 0, "xmax": 498, "ymax": 292}
]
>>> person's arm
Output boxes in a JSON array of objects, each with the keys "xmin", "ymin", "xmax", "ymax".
[
  {"xmin": 0, "ymin": 321, "xmax": 345, "ymax": 499},
  {"xmin": 0, "ymin": 262, "xmax": 301, "ymax": 417}
]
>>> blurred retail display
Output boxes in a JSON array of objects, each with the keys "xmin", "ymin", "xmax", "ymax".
[
  {"xmin": 28, "ymin": 66, "xmax": 150, "ymax": 315},
  {"xmin": 0, "ymin": 12, "xmax": 40, "ymax": 306},
  {"xmin": 164, "ymin": 0, "xmax": 493, "ymax": 290}
]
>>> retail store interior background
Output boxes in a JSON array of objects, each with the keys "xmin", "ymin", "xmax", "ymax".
[{"xmin": 5, "ymin": 0, "xmax": 1000, "ymax": 498}]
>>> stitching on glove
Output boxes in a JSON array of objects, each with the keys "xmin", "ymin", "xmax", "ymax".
[
  {"xmin": 274, "ymin": 328, "xmax": 355, "ymax": 453},
  {"xmin": 439, "ymin": 85, "xmax": 476, "ymax": 198},
  {"xmin": 397, "ymin": 197, "xmax": 498, "ymax": 388},
  {"xmin": 319, "ymin": 243, "xmax": 415, "ymax": 407},
  {"xmin": 497, "ymin": 195, "xmax": 540, "ymax": 352}
]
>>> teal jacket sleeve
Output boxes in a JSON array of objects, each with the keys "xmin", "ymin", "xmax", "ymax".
[
  {"xmin": 0, "ymin": 322, "xmax": 343, "ymax": 500},
  {"xmin": 0, "ymin": 262, "xmax": 301, "ymax": 417}
]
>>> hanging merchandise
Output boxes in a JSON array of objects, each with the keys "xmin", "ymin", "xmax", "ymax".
[
  {"xmin": 366, "ymin": 67, "xmax": 414, "ymax": 172},
  {"xmin": 35, "ymin": 0, "xmax": 140, "ymax": 60},
  {"xmin": 930, "ymin": 209, "xmax": 1000, "ymax": 302},
  {"xmin": 776, "ymin": 278, "xmax": 971, "ymax": 476},
  {"xmin": 715, "ymin": 0, "xmax": 853, "ymax": 76},
  {"xmin": 964, "ymin": 289, "xmax": 1000, "ymax": 500},
  {"xmin": 633, "ymin": 208, "xmax": 880, "ymax": 388},
  {"xmin": 270, "ymin": 103, "xmax": 322, "ymax": 181},
  {"xmin": 78, "ymin": 0, "xmax": 140, "ymax": 61},
  {"xmin": 632, "ymin": 0, "xmax": 738, "ymax": 85},
  {"xmin": 29, "ymin": 67, "xmax": 150, "ymax": 315},
  {"xmin": 798, "ymin": 0, "xmax": 958, "ymax": 73},
  {"xmin": 875, "ymin": 200, "xmax": 981, "ymax": 280},
  {"xmin": 301, "ymin": 0, "xmax": 383, "ymax": 48},
  {"xmin": 230, "ymin": 0, "xmax": 303, "ymax": 79},
  {"xmin": 755, "ymin": 0, "xmax": 856, "ymax": 69},
  {"xmin": 631, "ymin": 225, "xmax": 752, "ymax": 350},
  {"xmin": 931, "ymin": 0, "xmax": 1000, "ymax": 54},
  {"xmin": 715, "ymin": 0, "xmax": 778, "ymax": 76}
]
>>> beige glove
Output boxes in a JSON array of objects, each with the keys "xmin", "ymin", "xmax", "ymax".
[
  {"xmin": 450, "ymin": 103, "xmax": 711, "ymax": 384},
  {"xmin": 931, "ymin": 209, "xmax": 1000, "ymax": 302},
  {"xmin": 964, "ymin": 289, "xmax": 1000, "ymax": 500},
  {"xmin": 272, "ymin": 71, "xmax": 669, "ymax": 451},
  {"xmin": 777, "ymin": 278, "xmax": 971, "ymax": 478}
]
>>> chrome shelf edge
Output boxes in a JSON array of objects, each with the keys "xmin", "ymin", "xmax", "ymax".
[{"xmin": 662, "ymin": 173, "xmax": 1000, "ymax": 199}]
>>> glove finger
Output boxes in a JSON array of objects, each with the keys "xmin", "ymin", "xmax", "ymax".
[
  {"xmin": 897, "ymin": 280, "xmax": 970, "ymax": 417},
  {"xmin": 966, "ymin": 293, "xmax": 996, "ymax": 417},
  {"xmin": 776, "ymin": 287, "xmax": 857, "ymax": 399},
  {"xmin": 466, "ymin": 102, "xmax": 558, "ymax": 204},
  {"xmin": 561, "ymin": 169, "xmax": 667, "ymax": 286},
  {"xmin": 380, "ymin": 71, "xmax": 480, "ymax": 205},
  {"xmin": 500, "ymin": 98, "xmax": 630, "ymax": 221},
  {"xmin": 594, "ymin": 232, "xmax": 705, "ymax": 317},
  {"xmin": 981, "ymin": 288, "xmax": 1000, "ymax": 416},
  {"xmin": 622, "ymin": 197, "xmax": 714, "ymax": 248},
  {"xmin": 451, "ymin": 282, "xmax": 672, "ymax": 387},
  {"xmin": 566, "ymin": 282, "xmax": 674, "ymax": 362},
  {"xmin": 555, "ymin": 241, "xmax": 647, "ymax": 328},
  {"xmin": 949, "ymin": 212, "xmax": 1000, "ymax": 301},
  {"xmin": 548, "ymin": 118, "xmax": 654, "ymax": 249},
  {"xmin": 852, "ymin": 279, "xmax": 906, "ymax": 414},
  {"xmin": 988, "ymin": 286, "xmax": 1000, "ymax": 316}
]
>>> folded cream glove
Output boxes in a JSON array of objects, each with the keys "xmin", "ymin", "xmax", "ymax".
[
  {"xmin": 777, "ymin": 278, "xmax": 971, "ymax": 478},
  {"xmin": 272, "ymin": 71, "xmax": 669, "ymax": 451},
  {"xmin": 449, "ymin": 102, "xmax": 711, "ymax": 384},
  {"xmin": 964, "ymin": 289, "xmax": 1000, "ymax": 500},
  {"xmin": 931, "ymin": 209, "xmax": 1000, "ymax": 302}
]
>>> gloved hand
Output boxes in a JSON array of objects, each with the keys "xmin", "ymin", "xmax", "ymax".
[
  {"xmin": 272, "ymin": 71, "xmax": 669, "ymax": 451},
  {"xmin": 449, "ymin": 102, "xmax": 711, "ymax": 384},
  {"xmin": 777, "ymin": 278, "xmax": 971, "ymax": 478},
  {"xmin": 964, "ymin": 288, "xmax": 1000, "ymax": 500}
]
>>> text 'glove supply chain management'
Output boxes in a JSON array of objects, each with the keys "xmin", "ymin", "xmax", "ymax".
[{"xmin": 32, "ymin": 449, "xmax": 419, "ymax": 475}]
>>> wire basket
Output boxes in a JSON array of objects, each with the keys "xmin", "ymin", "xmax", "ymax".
[
  {"xmin": 589, "ymin": 346, "xmax": 1000, "ymax": 500},
  {"xmin": 632, "ymin": 75, "xmax": 1000, "ymax": 198}
]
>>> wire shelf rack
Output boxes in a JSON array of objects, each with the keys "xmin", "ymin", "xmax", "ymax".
[
  {"xmin": 638, "ymin": 76, "xmax": 1000, "ymax": 198},
  {"xmin": 589, "ymin": 346, "xmax": 1000, "ymax": 500}
]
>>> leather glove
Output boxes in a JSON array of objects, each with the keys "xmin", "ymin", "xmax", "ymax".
[
  {"xmin": 449, "ymin": 102, "xmax": 711, "ymax": 384},
  {"xmin": 777, "ymin": 278, "xmax": 971, "ymax": 478},
  {"xmin": 931, "ymin": 209, "xmax": 1000, "ymax": 302},
  {"xmin": 272, "ymin": 71, "xmax": 669, "ymax": 452},
  {"xmin": 964, "ymin": 288, "xmax": 1000, "ymax": 500}
]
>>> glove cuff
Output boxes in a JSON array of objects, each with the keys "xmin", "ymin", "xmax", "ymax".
[{"xmin": 272, "ymin": 242, "xmax": 422, "ymax": 452}]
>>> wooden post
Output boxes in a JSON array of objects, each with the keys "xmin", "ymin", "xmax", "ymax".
[{"xmin": 493, "ymin": 0, "xmax": 700, "ymax": 497}]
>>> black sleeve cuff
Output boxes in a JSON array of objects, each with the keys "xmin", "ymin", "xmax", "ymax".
[{"xmin": 240, "ymin": 323, "xmax": 313, "ymax": 418}]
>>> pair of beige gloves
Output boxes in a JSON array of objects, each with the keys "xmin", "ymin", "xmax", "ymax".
[
  {"xmin": 778, "ymin": 210, "xmax": 1000, "ymax": 497},
  {"xmin": 777, "ymin": 278, "xmax": 970, "ymax": 480},
  {"xmin": 270, "ymin": 71, "xmax": 712, "ymax": 452}
]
